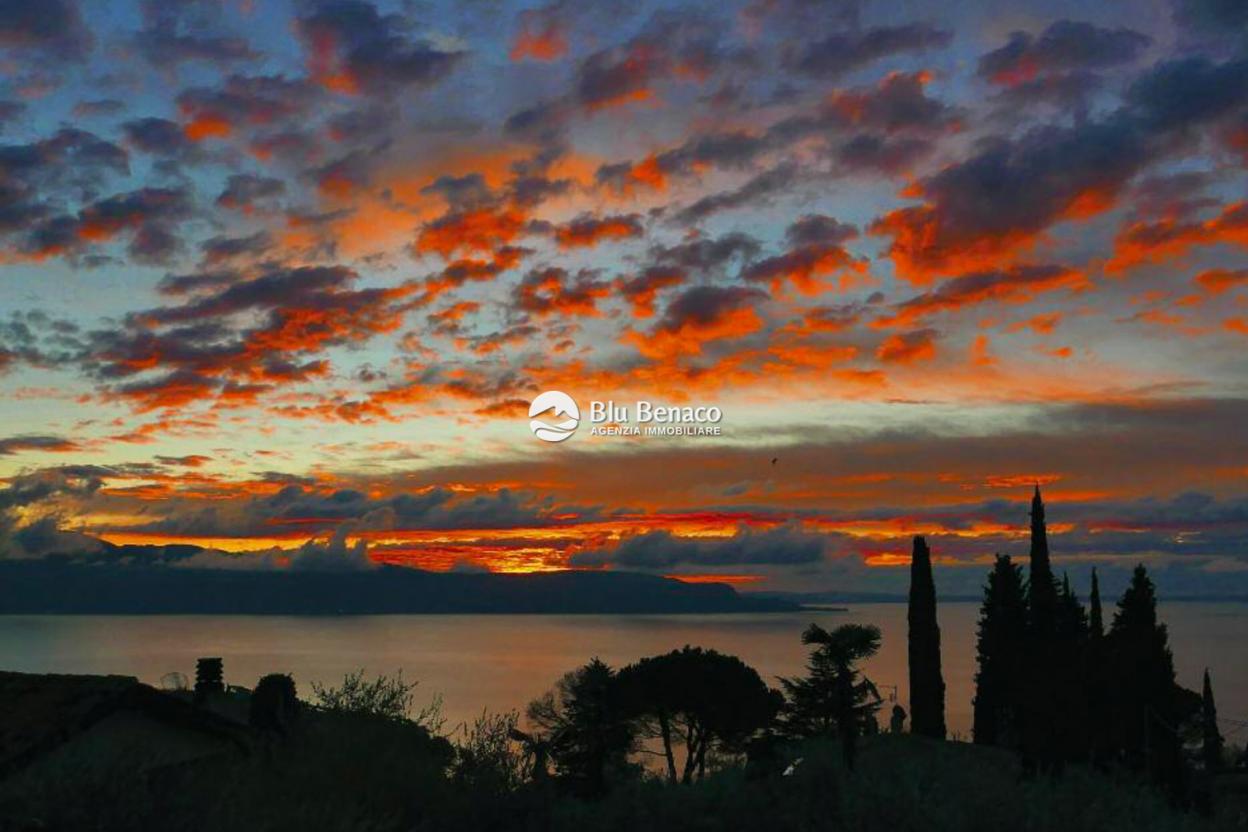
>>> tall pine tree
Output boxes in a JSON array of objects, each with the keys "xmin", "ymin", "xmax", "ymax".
[
  {"xmin": 907, "ymin": 536, "xmax": 946, "ymax": 739},
  {"xmin": 972, "ymin": 554, "xmax": 1027, "ymax": 747}
]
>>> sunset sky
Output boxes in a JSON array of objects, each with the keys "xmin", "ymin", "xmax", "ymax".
[{"xmin": 1, "ymin": 0, "xmax": 1246, "ymax": 595}]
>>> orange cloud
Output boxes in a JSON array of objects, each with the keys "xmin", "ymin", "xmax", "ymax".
[
  {"xmin": 183, "ymin": 112, "xmax": 232, "ymax": 141},
  {"xmin": 416, "ymin": 208, "xmax": 529, "ymax": 259},
  {"xmin": 1195, "ymin": 268, "xmax": 1248, "ymax": 295},
  {"xmin": 510, "ymin": 10, "xmax": 568, "ymax": 62},
  {"xmin": 553, "ymin": 213, "xmax": 644, "ymax": 249},
  {"xmin": 876, "ymin": 265, "xmax": 1085, "ymax": 328},
  {"xmin": 877, "ymin": 329, "xmax": 937, "ymax": 364},
  {"xmin": 1107, "ymin": 201, "xmax": 1248, "ymax": 273}
]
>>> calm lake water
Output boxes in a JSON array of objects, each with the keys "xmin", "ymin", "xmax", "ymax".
[{"xmin": 1, "ymin": 602, "xmax": 1244, "ymax": 739}]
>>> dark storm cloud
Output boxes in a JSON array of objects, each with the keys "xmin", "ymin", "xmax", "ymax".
[
  {"xmin": 0, "ymin": 0, "xmax": 93, "ymax": 61},
  {"xmin": 421, "ymin": 173, "xmax": 494, "ymax": 211},
  {"xmin": 1171, "ymin": 0, "xmax": 1248, "ymax": 35},
  {"xmin": 672, "ymin": 163, "xmax": 800, "ymax": 225},
  {"xmin": 176, "ymin": 74, "xmax": 321, "ymax": 133},
  {"xmin": 295, "ymin": 0, "xmax": 465, "ymax": 94},
  {"xmin": 199, "ymin": 231, "xmax": 272, "ymax": 264},
  {"xmin": 879, "ymin": 264, "xmax": 1082, "ymax": 325},
  {"xmin": 512, "ymin": 266, "xmax": 610, "ymax": 317},
  {"xmin": 872, "ymin": 51, "xmax": 1248, "ymax": 279},
  {"xmin": 0, "ymin": 435, "xmax": 81, "ymax": 456},
  {"xmin": 0, "ymin": 129, "xmax": 128, "ymax": 235},
  {"xmin": 140, "ymin": 265, "xmax": 358, "ymax": 325},
  {"xmin": 0, "ymin": 466, "xmax": 105, "ymax": 511},
  {"xmin": 216, "ymin": 174, "xmax": 285, "ymax": 211},
  {"xmin": 127, "ymin": 483, "xmax": 596, "ymax": 539},
  {"xmin": 570, "ymin": 523, "xmax": 826, "ymax": 568},
  {"xmin": 575, "ymin": 9, "xmax": 727, "ymax": 110},
  {"xmin": 509, "ymin": 7, "xmax": 731, "ymax": 136},
  {"xmin": 132, "ymin": 0, "xmax": 256, "ymax": 68},
  {"xmin": 741, "ymin": 214, "xmax": 863, "ymax": 291},
  {"xmin": 157, "ymin": 269, "xmax": 241, "ymax": 296},
  {"xmin": 649, "ymin": 232, "xmax": 762, "ymax": 274},
  {"xmin": 978, "ymin": 21, "xmax": 1151, "ymax": 85},
  {"xmin": 598, "ymin": 72, "xmax": 953, "ymax": 195},
  {"xmin": 652, "ymin": 285, "xmax": 768, "ymax": 332},
  {"xmin": 122, "ymin": 118, "xmax": 198, "ymax": 161},
  {"xmin": 20, "ymin": 186, "xmax": 193, "ymax": 264},
  {"xmin": 1124, "ymin": 55, "xmax": 1248, "ymax": 132},
  {"xmin": 785, "ymin": 23, "xmax": 950, "ymax": 79},
  {"xmin": 0, "ymin": 100, "xmax": 25, "ymax": 131},
  {"xmin": 835, "ymin": 133, "xmax": 931, "ymax": 174}
]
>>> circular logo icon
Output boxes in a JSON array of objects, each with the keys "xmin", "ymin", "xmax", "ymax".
[{"xmin": 528, "ymin": 390, "xmax": 580, "ymax": 442}]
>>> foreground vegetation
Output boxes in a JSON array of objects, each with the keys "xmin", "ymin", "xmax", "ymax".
[
  {"xmin": 2, "ymin": 707, "xmax": 1242, "ymax": 832},
  {"xmin": 1, "ymin": 651, "xmax": 1243, "ymax": 832}
]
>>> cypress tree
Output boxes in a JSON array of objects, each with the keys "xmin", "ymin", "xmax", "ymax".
[
  {"xmin": 1085, "ymin": 567, "xmax": 1109, "ymax": 764},
  {"xmin": 1109, "ymin": 565, "xmax": 1181, "ymax": 792},
  {"xmin": 1089, "ymin": 568, "xmax": 1104, "ymax": 639},
  {"xmin": 1027, "ymin": 485, "xmax": 1058, "ymax": 635},
  {"xmin": 907, "ymin": 535, "xmax": 946, "ymax": 739},
  {"xmin": 972, "ymin": 554, "xmax": 1027, "ymax": 747},
  {"xmin": 1057, "ymin": 572, "xmax": 1089, "ymax": 639},
  {"xmin": 1202, "ymin": 669, "xmax": 1224, "ymax": 772},
  {"xmin": 1020, "ymin": 486, "xmax": 1062, "ymax": 771}
]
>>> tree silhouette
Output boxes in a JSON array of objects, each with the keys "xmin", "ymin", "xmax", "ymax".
[
  {"xmin": 1201, "ymin": 669, "xmax": 1224, "ymax": 773},
  {"xmin": 250, "ymin": 673, "xmax": 299, "ymax": 737},
  {"xmin": 972, "ymin": 554, "xmax": 1027, "ymax": 748},
  {"xmin": 1086, "ymin": 567, "xmax": 1111, "ymax": 764},
  {"xmin": 1053, "ymin": 572, "xmax": 1091, "ymax": 764},
  {"xmin": 1019, "ymin": 486, "xmax": 1068, "ymax": 771},
  {"xmin": 1089, "ymin": 567, "xmax": 1104, "ymax": 639},
  {"xmin": 1057, "ymin": 573, "xmax": 1089, "ymax": 640},
  {"xmin": 526, "ymin": 658, "xmax": 634, "ymax": 796},
  {"xmin": 1026, "ymin": 485, "xmax": 1059, "ymax": 635},
  {"xmin": 907, "ymin": 535, "xmax": 946, "ymax": 739},
  {"xmin": 780, "ymin": 623, "xmax": 882, "ymax": 770},
  {"xmin": 508, "ymin": 726, "xmax": 553, "ymax": 783},
  {"xmin": 1108, "ymin": 565, "xmax": 1182, "ymax": 793},
  {"xmin": 616, "ymin": 646, "xmax": 781, "ymax": 784}
]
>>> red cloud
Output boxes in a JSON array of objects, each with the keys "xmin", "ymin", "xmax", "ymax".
[
  {"xmin": 553, "ymin": 213, "xmax": 644, "ymax": 249},
  {"xmin": 876, "ymin": 329, "xmax": 937, "ymax": 364},
  {"xmin": 617, "ymin": 266, "xmax": 685, "ymax": 318},
  {"xmin": 416, "ymin": 208, "xmax": 529, "ymax": 259},
  {"xmin": 510, "ymin": 5, "xmax": 568, "ymax": 62},
  {"xmin": 1195, "ymin": 268, "xmax": 1248, "ymax": 295},
  {"xmin": 875, "ymin": 264, "xmax": 1084, "ymax": 327},
  {"xmin": 1107, "ymin": 201, "xmax": 1248, "ymax": 273}
]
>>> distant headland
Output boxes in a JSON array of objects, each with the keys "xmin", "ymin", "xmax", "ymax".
[{"xmin": 0, "ymin": 559, "xmax": 797, "ymax": 615}]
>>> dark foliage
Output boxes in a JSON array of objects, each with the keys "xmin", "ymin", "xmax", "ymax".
[
  {"xmin": 780, "ymin": 623, "xmax": 882, "ymax": 769},
  {"xmin": 526, "ymin": 658, "xmax": 636, "ymax": 797},
  {"xmin": 972, "ymin": 554, "xmax": 1027, "ymax": 747},
  {"xmin": 248, "ymin": 673, "xmax": 299, "ymax": 737},
  {"xmin": 1201, "ymin": 670, "xmax": 1224, "ymax": 773},
  {"xmin": 615, "ymin": 646, "xmax": 782, "ymax": 784},
  {"xmin": 907, "ymin": 535, "xmax": 946, "ymax": 739},
  {"xmin": 1107, "ymin": 565, "xmax": 1184, "ymax": 793}
]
